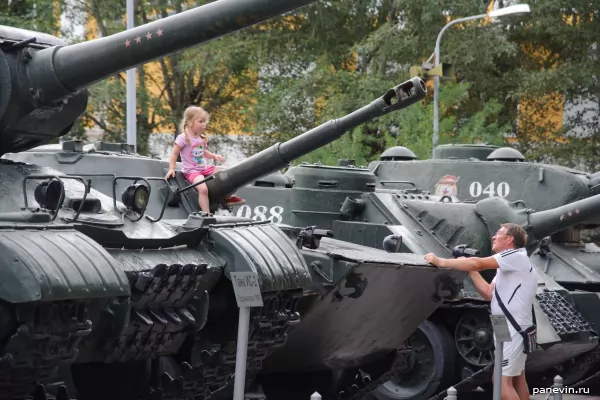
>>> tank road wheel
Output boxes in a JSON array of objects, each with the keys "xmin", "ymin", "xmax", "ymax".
[
  {"xmin": 454, "ymin": 311, "xmax": 494, "ymax": 368},
  {"xmin": 370, "ymin": 320, "xmax": 456, "ymax": 400}
]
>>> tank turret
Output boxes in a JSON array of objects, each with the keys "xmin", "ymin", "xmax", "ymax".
[
  {"xmin": 379, "ymin": 146, "xmax": 417, "ymax": 161},
  {"xmin": 205, "ymin": 77, "xmax": 426, "ymax": 204},
  {"xmin": 0, "ymin": 0, "xmax": 320, "ymax": 155},
  {"xmin": 432, "ymin": 143, "xmax": 499, "ymax": 160},
  {"xmin": 486, "ymin": 147, "xmax": 526, "ymax": 162}
]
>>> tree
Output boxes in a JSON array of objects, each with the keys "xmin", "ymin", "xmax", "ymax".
[
  {"xmin": 61, "ymin": 0, "xmax": 269, "ymax": 156},
  {"xmin": 244, "ymin": 0, "xmax": 514, "ymax": 165}
]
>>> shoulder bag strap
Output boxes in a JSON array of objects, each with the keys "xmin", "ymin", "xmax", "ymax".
[{"xmin": 494, "ymin": 285, "xmax": 522, "ymax": 333}]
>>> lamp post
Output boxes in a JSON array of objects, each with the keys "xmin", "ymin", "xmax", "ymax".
[{"xmin": 431, "ymin": 4, "xmax": 531, "ymax": 157}]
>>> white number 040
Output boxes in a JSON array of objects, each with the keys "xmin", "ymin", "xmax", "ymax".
[
  {"xmin": 235, "ymin": 205, "xmax": 284, "ymax": 223},
  {"xmin": 469, "ymin": 181, "xmax": 510, "ymax": 198}
]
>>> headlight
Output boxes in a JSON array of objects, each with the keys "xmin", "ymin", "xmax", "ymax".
[
  {"xmin": 121, "ymin": 183, "xmax": 149, "ymax": 213},
  {"xmin": 34, "ymin": 179, "xmax": 63, "ymax": 210}
]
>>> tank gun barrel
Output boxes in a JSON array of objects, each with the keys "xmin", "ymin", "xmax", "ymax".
[
  {"xmin": 588, "ymin": 171, "xmax": 600, "ymax": 195},
  {"xmin": 26, "ymin": 0, "xmax": 317, "ymax": 103},
  {"xmin": 0, "ymin": 0, "xmax": 319, "ymax": 155},
  {"xmin": 528, "ymin": 193, "xmax": 600, "ymax": 241},
  {"xmin": 474, "ymin": 194, "xmax": 600, "ymax": 254},
  {"xmin": 206, "ymin": 77, "xmax": 426, "ymax": 201}
]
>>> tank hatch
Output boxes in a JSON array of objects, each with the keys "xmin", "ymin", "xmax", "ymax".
[
  {"xmin": 433, "ymin": 143, "xmax": 499, "ymax": 160},
  {"xmin": 253, "ymin": 171, "xmax": 293, "ymax": 188},
  {"xmin": 89, "ymin": 142, "xmax": 136, "ymax": 153},
  {"xmin": 0, "ymin": 25, "xmax": 66, "ymax": 46},
  {"xmin": 379, "ymin": 146, "xmax": 417, "ymax": 161},
  {"xmin": 293, "ymin": 163, "xmax": 376, "ymax": 192},
  {"xmin": 486, "ymin": 147, "xmax": 525, "ymax": 162}
]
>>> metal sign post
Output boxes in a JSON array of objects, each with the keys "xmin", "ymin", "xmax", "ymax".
[
  {"xmin": 490, "ymin": 314, "xmax": 512, "ymax": 400},
  {"xmin": 230, "ymin": 271, "xmax": 264, "ymax": 400}
]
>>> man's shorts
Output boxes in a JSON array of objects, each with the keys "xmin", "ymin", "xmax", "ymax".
[{"xmin": 494, "ymin": 328, "xmax": 527, "ymax": 377}]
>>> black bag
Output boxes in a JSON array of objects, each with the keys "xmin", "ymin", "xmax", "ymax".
[{"xmin": 494, "ymin": 286, "xmax": 538, "ymax": 354}]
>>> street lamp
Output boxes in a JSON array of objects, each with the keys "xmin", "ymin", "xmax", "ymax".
[{"xmin": 431, "ymin": 4, "xmax": 531, "ymax": 157}]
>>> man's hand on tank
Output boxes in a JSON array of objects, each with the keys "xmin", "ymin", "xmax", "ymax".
[{"xmin": 424, "ymin": 253, "xmax": 442, "ymax": 267}]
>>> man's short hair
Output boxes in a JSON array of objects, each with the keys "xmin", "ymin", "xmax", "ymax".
[{"xmin": 501, "ymin": 223, "xmax": 527, "ymax": 248}]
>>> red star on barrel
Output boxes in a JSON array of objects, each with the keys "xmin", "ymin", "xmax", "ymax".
[
  {"xmin": 576, "ymin": 209, "xmax": 580, "ymax": 214},
  {"xmin": 560, "ymin": 215, "xmax": 564, "ymax": 220},
  {"xmin": 124, "ymin": 39, "xmax": 131, "ymax": 47},
  {"xmin": 156, "ymin": 28, "xmax": 163, "ymax": 36},
  {"xmin": 146, "ymin": 32, "xmax": 152, "ymax": 40},
  {"xmin": 135, "ymin": 36, "xmax": 141, "ymax": 43}
]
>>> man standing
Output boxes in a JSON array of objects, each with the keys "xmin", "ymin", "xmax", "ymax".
[{"xmin": 424, "ymin": 223, "xmax": 537, "ymax": 400}]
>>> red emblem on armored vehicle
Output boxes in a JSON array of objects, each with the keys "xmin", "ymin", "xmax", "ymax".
[{"xmin": 435, "ymin": 175, "xmax": 459, "ymax": 196}]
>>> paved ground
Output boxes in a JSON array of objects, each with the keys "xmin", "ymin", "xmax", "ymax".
[
  {"xmin": 531, "ymin": 396, "xmax": 600, "ymax": 399},
  {"xmin": 464, "ymin": 393, "xmax": 599, "ymax": 400},
  {"xmin": 460, "ymin": 389, "xmax": 600, "ymax": 400}
]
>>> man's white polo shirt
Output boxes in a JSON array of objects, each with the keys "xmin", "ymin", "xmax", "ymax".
[{"xmin": 491, "ymin": 248, "xmax": 537, "ymax": 329}]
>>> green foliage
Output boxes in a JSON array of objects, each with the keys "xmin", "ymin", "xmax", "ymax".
[
  {"xmin": 0, "ymin": 0, "xmax": 63, "ymax": 34},
  {"xmin": 246, "ymin": 0, "xmax": 515, "ymax": 166}
]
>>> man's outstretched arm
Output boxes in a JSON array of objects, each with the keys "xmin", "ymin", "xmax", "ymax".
[{"xmin": 423, "ymin": 253, "xmax": 499, "ymax": 272}]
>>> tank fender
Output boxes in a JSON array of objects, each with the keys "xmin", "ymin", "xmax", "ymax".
[
  {"xmin": 207, "ymin": 222, "xmax": 311, "ymax": 292},
  {"xmin": 0, "ymin": 228, "xmax": 130, "ymax": 303}
]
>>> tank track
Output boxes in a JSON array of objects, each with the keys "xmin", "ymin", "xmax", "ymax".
[
  {"xmin": 335, "ymin": 345, "xmax": 413, "ymax": 400},
  {"xmin": 143, "ymin": 290, "xmax": 302, "ymax": 400},
  {"xmin": 0, "ymin": 300, "xmax": 94, "ymax": 400},
  {"xmin": 535, "ymin": 291, "xmax": 592, "ymax": 335},
  {"xmin": 101, "ymin": 263, "xmax": 210, "ymax": 363}
]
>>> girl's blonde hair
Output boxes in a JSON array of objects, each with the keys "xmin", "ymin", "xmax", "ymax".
[{"xmin": 178, "ymin": 106, "xmax": 210, "ymax": 145}]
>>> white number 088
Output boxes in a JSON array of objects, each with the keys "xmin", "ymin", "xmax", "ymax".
[{"xmin": 235, "ymin": 205, "xmax": 284, "ymax": 223}]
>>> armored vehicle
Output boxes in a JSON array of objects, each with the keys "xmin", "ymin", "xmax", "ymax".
[
  {"xmin": 0, "ymin": 0, "xmax": 329, "ymax": 397},
  {"xmin": 1, "ymin": 29, "xmax": 470, "ymax": 399}
]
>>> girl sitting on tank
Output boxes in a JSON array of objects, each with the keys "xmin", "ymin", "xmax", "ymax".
[{"xmin": 165, "ymin": 105, "xmax": 245, "ymax": 213}]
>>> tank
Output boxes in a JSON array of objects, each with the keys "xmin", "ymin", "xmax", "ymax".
[
  {"xmin": 2, "ymin": 74, "xmax": 473, "ymax": 400},
  {"xmin": 0, "ymin": 0, "xmax": 332, "ymax": 398},
  {"xmin": 0, "ymin": 158, "xmax": 318, "ymax": 400}
]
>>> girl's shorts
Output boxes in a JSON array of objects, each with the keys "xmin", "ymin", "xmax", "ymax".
[{"xmin": 183, "ymin": 166, "xmax": 216, "ymax": 185}]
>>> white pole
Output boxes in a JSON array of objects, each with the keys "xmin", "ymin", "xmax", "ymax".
[
  {"xmin": 492, "ymin": 340, "xmax": 503, "ymax": 400},
  {"xmin": 126, "ymin": 0, "xmax": 137, "ymax": 150},
  {"xmin": 233, "ymin": 306, "xmax": 251, "ymax": 400}
]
